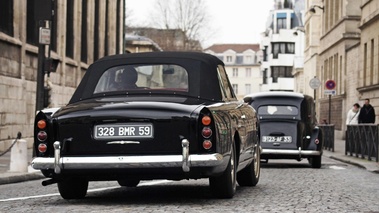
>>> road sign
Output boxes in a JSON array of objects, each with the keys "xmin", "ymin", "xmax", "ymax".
[
  {"xmin": 325, "ymin": 80, "xmax": 336, "ymax": 90},
  {"xmin": 309, "ymin": 77, "xmax": 321, "ymax": 89},
  {"xmin": 39, "ymin": 27, "xmax": 51, "ymax": 45},
  {"xmin": 324, "ymin": 90, "xmax": 336, "ymax": 95}
]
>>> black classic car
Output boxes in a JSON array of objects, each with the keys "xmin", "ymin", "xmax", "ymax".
[
  {"xmin": 32, "ymin": 52, "xmax": 261, "ymax": 199},
  {"xmin": 244, "ymin": 92, "xmax": 323, "ymax": 168}
]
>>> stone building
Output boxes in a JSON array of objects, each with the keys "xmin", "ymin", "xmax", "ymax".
[
  {"xmin": 0, "ymin": 0, "xmax": 125, "ymax": 151},
  {"xmin": 302, "ymin": 0, "xmax": 378, "ymax": 138},
  {"xmin": 205, "ymin": 44, "xmax": 262, "ymax": 100}
]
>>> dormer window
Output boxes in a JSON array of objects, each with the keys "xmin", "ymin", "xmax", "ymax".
[
  {"xmin": 226, "ymin": 56, "xmax": 233, "ymax": 62},
  {"xmin": 245, "ymin": 56, "xmax": 252, "ymax": 63}
]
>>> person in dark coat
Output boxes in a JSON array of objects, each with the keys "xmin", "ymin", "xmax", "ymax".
[{"xmin": 358, "ymin": 99, "xmax": 376, "ymax": 124}]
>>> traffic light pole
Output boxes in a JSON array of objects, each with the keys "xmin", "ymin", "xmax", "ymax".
[{"xmin": 36, "ymin": 21, "xmax": 47, "ymax": 112}]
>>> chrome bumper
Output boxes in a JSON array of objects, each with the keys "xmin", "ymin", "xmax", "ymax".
[
  {"xmin": 31, "ymin": 139, "xmax": 224, "ymax": 174},
  {"xmin": 262, "ymin": 148, "xmax": 321, "ymax": 157}
]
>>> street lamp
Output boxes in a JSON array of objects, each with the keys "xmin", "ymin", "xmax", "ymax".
[
  {"xmin": 309, "ymin": 5, "xmax": 324, "ymax": 14},
  {"xmin": 293, "ymin": 26, "xmax": 305, "ymax": 36}
]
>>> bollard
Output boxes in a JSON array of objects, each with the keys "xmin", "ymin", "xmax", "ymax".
[{"xmin": 9, "ymin": 139, "xmax": 28, "ymax": 172}]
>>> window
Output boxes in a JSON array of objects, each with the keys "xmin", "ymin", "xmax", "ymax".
[
  {"xmin": 232, "ymin": 68, "xmax": 238, "ymax": 77},
  {"xmin": 245, "ymin": 84, "xmax": 251, "ymax": 94},
  {"xmin": 26, "ymin": 0, "xmax": 57, "ymax": 47},
  {"xmin": 271, "ymin": 66, "xmax": 293, "ymax": 82},
  {"xmin": 245, "ymin": 56, "xmax": 252, "ymax": 63},
  {"xmin": 66, "ymin": 0, "xmax": 74, "ymax": 58},
  {"xmin": 0, "ymin": 0, "xmax": 13, "ymax": 36},
  {"xmin": 263, "ymin": 46, "xmax": 268, "ymax": 61},
  {"xmin": 277, "ymin": 18, "xmax": 287, "ymax": 32},
  {"xmin": 81, "ymin": 0, "xmax": 88, "ymax": 62},
  {"xmin": 258, "ymin": 106, "xmax": 298, "ymax": 116},
  {"xmin": 94, "ymin": 0, "xmax": 100, "ymax": 60},
  {"xmin": 272, "ymin": 42, "xmax": 295, "ymax": 58},
  {"xmin": 226, "ymin": 56, "xmax": 233, "ymax": 63},
  {"xmin": 262, "ymin": 69, "xmax": 267, "ymax": 84},
  {"xmin": 232, "ymin": 84, "xmax": 238, "ymax": 94},
  {"xmin": 246, "ymin": 68, "xmax": 251, "ymax": 77},
  {"xmin": 94, "ymin": 64, "xmax": 188, "ymax": 94}
]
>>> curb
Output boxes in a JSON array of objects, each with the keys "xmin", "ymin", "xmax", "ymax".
[{"xmin": 0, "ymin": 172, "xmax": 44, "ymax": 185}]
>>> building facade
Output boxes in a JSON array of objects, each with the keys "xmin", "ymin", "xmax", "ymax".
[
  {"xmin": 302, "ymin": 0, "xmax": 379, "ymax": 139},
  {"xmin": 0, "ymin": 0, "xmax": 125, "ymax": 150},
  {"xmin": 260, "ymin": 0, "xmax": 305, "ymax": 92},
  {"xmin": 205, "ymin": 44, "xmax": 262, "ymax": 100}
]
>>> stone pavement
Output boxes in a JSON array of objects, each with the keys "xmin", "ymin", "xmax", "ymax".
[{"xmin": 0, "ymin": 138, "xmax": 378, "ymax": 185}]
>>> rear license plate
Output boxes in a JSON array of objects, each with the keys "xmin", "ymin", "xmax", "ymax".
[
  {"xmin": 262, "ymin": 136, "xmax": 292, "ymax": 143},
  {"xmin": 94, "ymin": 124, "xmax": 153, "ymax": 139}
]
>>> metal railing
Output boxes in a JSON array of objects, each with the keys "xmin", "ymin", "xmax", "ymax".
[
  {"xmin": 319, "ymin": 124, "xmax": 335, "ymax": 152},
  {"xmin": 346, "ymin": 124, "xmax": 379, "ymax": 162}
]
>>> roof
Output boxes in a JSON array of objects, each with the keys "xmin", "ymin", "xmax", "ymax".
[
  {"xmin": 69, "ymin": 52, "xmax": 225, "ymax": 104},
  {"xmin": 205, "ymin": 44, "xmax": 260, "ymax": 53},
  {"xmin": 243, "ymin": 91, "xmax": 306, "ymax": 103}
]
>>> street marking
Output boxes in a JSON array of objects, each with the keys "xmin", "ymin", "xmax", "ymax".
[
  {"xmin": 329, "ymin": 165, "xmax": 346, "ymax": 170},
  {"xmin": 0, "ymin": 180, "xmax": 171, "ymax": 202}
]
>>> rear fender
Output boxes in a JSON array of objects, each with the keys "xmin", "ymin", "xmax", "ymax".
[{"xmin": 307, "ymin": 127, "xmax": 323, "ymax": 151}]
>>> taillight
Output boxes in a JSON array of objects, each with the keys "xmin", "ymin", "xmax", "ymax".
[
  {"xmin": 202, "ymin": 116, "xmax": 211, "ymax": 125},
  {"xmin": 37, "ymin": 120, "xmax": 47, "ymax": 129},
  {"xmin": 315, "ymin": 139, "xmax": 320, "ymax": 144},
  {"xmin": 200, "ymin": 113, "xmax": 213, "ymax": 151},
  {"xmin": 37, "ymin": 131, "xmax": 47, "ymax": 142},
  {"xmin": 203, "ymin": 140, "xmax": 212, "ymax": 149},
  {"xmin": 202, "ymin": 127, "xmax": 212, "ymax": 138},
  {"xmin": 38, "ymin": 143, "xmax": 47, "ymax": 153}
]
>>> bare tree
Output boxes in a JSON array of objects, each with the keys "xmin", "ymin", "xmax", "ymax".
[{"xmin": 151, "ymin": 0, "xmax": 212, "ymax": 50}]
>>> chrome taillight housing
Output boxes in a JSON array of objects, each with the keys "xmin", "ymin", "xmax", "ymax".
[
  {"xmin": 200, "ymin": 114, "xmax": 214, "ymax": 150},
  {"xmin": 35, "ymin": 116, "xmax": 49, "ymax": 156},
  {"xmin": 37, "ymin": 131, "xmax": 48, "ymax": 142},
  {"xmin": 38, "ymin": 143, "xmax": 48, "ymax": 153},
  {"xmin": 202, "ymin": 127, "xmax": 212, "ymax": 138}
]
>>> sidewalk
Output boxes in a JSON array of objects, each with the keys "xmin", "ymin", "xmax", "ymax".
[{"xmin": 0, "ymin": 139, "xmax": 378, "ymax": 185}]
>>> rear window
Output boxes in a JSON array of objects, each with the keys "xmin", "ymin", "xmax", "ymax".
[
  {"xmin": 257, "ymin": 105, "xmax": 298, "ymax": 116},
  {"xmin": 94, "ymin": 64, "xmax": 188, "ymax": 94}
]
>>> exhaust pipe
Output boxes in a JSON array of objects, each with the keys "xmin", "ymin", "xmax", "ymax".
[{"xmin": 42, "ymin": 179, "xmax": 58, "ymax": 186}]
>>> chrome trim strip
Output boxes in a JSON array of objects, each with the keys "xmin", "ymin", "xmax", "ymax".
[
  {"xmin": 181, "ymin": 139, "xmax": 190, "ymax": 172},
  {"xmin": 261, "ymin": 149, "xmax": 321, "ymax": 156},
  {"xmin": 107, "ymin": 141, "xmax": 140, "ymax": 145},
  {"xmin": 31, "ymin": 154, "xmax": 224, "ymax": 170}
]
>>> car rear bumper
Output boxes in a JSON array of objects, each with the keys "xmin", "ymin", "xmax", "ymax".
[
  {"xmin": 261, "ymin": 148, "xmax": 321, "ymax": 157},
  {"xmin": 31, "ymin": 139, "xmax": 224, "ymax": 174}
]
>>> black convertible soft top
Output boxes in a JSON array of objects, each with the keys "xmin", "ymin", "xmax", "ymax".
[{"xmin": 69, "ymin": 52, "xmax": 225, "ymax": 104}]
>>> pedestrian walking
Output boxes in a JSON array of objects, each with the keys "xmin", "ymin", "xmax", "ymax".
[
  {"xmin": 358, "ymin": 98, "xmax": 376, "ymax": 124},
  {"xmin": 346, "ymin": 103, "xmax": 360, "ymax": 125}
]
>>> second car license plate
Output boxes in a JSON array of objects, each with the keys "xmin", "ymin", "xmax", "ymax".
[
  {"xmin": 94, "ymin": 124, "xmax": 153, "ymax": 139},
  {"xmin": 262, "ymin": 136, "xmax": 292, "ymax": 143}
]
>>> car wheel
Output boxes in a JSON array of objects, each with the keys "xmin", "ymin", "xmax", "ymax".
[
  {"xmin": 310, "ymin": 155, "xmax": 322, "ymax": 168},
  {"xmin": 209, "ymin": 142, "xmax": 237, "ymax": 199},
  {"xmin": 117, "ymin": 179, "xmax": 140, "ymax": 187},
  {"xmin": 57, "ymin": 178, "xmax": 88, "ymax": 199},
  {"xmin": 237, "ymin": 144, "xmax": 260, "ymax": 186}
]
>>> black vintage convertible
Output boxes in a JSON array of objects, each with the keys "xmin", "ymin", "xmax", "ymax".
[
  {"xmin": 244, "ymin": 92, "xmax": 323, "ymax": 168},
  {"xmin": 32, "ymin": 52, "xmax": 260, "ymax": 199}
]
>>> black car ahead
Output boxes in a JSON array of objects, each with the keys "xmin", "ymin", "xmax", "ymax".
[
  {"xmin": 244, "ymin": 91, "xmax": 323, "ymax": 168},
  {"xmin": 32, "ymin": 52, "xmax": 261, "ymax": 199}
]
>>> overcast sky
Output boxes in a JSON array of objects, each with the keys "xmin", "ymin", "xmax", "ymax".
[{"xmin": 125, "ymin": 0, "xmax": 274, "ymax": 48}]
